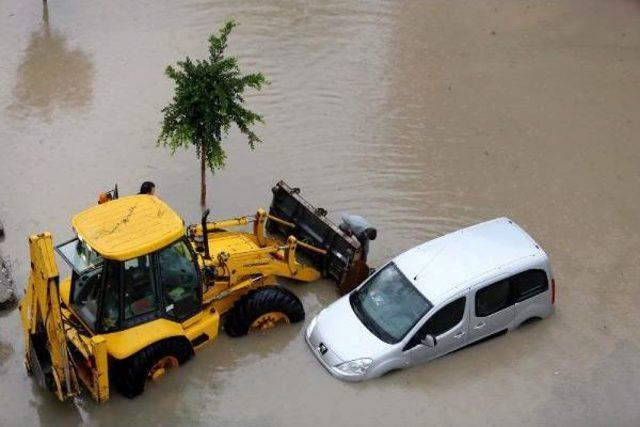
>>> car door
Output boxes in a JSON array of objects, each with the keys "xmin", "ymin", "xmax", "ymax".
[
  {"xmin": 403, "ymin": 294, "xmax": 469, "ymax": 366},
  {"xmin": 468, "ymin": 277, "xmax": 515, "ymax": 343}
]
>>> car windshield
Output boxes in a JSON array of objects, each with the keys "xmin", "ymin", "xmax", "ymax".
[
  {"xmin": 350, "ymin": 262, "xmax": 432, "ymax": 344},
  {"xmin": 56, "ymin": 237, "xmax": 104, "ymax": 274}
]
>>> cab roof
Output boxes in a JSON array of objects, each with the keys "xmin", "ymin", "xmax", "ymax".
[
  {"xmin": 394, "ymin": 217, "xmax": 546, "ymax": 305},
  {"xmin": 72, "ymin": 195, "xmax": 185, "ymax": 261}
]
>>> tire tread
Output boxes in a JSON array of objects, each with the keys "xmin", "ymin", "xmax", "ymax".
[
  {"xmin": 224, "ymin": 286, "xmax": 304, "ymax": 337},
  {"xmin": 115, "ymin": 337, "xmax": 192, "ymax": 398}
]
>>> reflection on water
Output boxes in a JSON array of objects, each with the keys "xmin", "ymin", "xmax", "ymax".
[
  {"xmin": 9, "ymin": 2, "xmax": 94, "ymax": 120},
  {"xmin": 0, "ymin": 340, "xmax": 12, "ymax": 368}
]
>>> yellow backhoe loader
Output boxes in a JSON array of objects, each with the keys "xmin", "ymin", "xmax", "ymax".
[{"xmin": 19, "ymin": 181, "xmax": 376, "ymax": 402}]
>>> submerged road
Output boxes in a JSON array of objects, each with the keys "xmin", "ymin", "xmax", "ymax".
[{"xmin": 0, "ymin": 1, "xmax": 639, "ymax": 426}]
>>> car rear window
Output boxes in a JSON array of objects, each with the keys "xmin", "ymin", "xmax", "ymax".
[{"xmin": 512, "ymin": 269, "xmax": 549, "ymax": 302}]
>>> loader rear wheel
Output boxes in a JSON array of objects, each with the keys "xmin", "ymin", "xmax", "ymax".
[
  {"xmin": 116, "ymin": 338, "xmax": 192, "ymax": 398},
  {"xmin": 224, "ymin": 286, "xmax": 304, "ymax": 337}
]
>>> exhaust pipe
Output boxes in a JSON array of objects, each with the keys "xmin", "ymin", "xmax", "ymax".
[{"xmin": 202, "ymin": 209, "xmax": 211, "ymax": 259}]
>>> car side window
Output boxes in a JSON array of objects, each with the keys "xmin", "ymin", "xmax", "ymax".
[
  {"xmin": 422, "ymin": 297, "xmax": 466, "ymax": 337},
  {"xmin": 403, "ymin": 297, "xmax": 466, "ymax": 351},
  {"xmin": 475, "ymin": 279, "xmax": 512, "ymax": 317},
  {"xmin": 512, "ymin": 269, "xmax": 549, "ymax": 302}
]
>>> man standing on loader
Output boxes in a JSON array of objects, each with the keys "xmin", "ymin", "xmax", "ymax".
[{"xmin": 138, "ymin": 181, "xmax": 156, "ymax": 195}]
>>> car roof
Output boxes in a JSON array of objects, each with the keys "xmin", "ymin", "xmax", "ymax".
[
  {"xmin": 72, "ymin": 195, "xmax": 185, "ymax": 261},
  {"xmin": 393, "ymin": 217, "xmax": 545, "ymax": 305}
]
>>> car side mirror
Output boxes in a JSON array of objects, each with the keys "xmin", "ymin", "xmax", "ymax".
[{"xmin": 420, "ymin": 334, "xmax": 436, "ymax": 348}]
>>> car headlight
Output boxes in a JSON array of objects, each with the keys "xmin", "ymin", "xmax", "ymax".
[
  {"xmin": 305, "ymin": 315, "xmax": 318, "ymax": 338},
  {"xmin": 334, "ymin": 358, "xmax": 373, "ymax": 376},
  {"xmin": 306, "ymin": 309, "xmax": 327, "ymax": 338}
]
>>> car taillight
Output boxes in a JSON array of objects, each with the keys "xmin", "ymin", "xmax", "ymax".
[{"xmin": 551, "ymin": 278, "xmax": 556, "ymax": 304}]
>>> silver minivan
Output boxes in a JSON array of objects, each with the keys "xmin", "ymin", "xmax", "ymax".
[{"xmin": 305, "ymin": 217, "xmax": 555, "ymax": 380}]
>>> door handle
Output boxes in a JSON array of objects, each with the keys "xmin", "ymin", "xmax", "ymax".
[
  {"xmin": 454, "ymin": 331, "xmax": 465, "ymax": 338},
  {"xmin": 473, "ymin": 322, "xmax": 486, "ymax": 330}
]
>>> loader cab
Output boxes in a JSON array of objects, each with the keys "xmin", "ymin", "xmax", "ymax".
[
  {"xmin": 57, "ymin": 195, "xmax": 201, "ymax": 334},
  {"xmin": 58, "ymin": 237, "xmax": 202, "ymax": 334}
]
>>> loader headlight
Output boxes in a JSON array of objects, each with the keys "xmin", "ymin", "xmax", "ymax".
[{"xmin": 334, "ymin": 358, "xmax": 372, "ymax": 376}]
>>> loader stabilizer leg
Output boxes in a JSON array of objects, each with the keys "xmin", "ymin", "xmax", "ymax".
[
  {"xmin": 89, "ymin": 336, "xmax": 109, "ymax": 403},
  {"xmin": 19, "ymin": 233, "xmax": 80, "ymax": 401}
]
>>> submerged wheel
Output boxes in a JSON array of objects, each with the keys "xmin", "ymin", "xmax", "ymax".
[
  {"xmin": 224, "ymin": 286, "xmax": 305, "ymax": 337},
  {"xmin": 148, "ymin": 355, "xmax": 179, "ymax": 381},
  {"xmin": 116, "ymin": 338, "xmax": 192, "ymax": 399},
  {"xmin": 249, "ymin": 311, "xmax": 290, "ymax": 331}
]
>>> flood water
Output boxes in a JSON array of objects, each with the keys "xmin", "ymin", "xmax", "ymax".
[{"xmin": 1, "ymin": 0, "xmax": 639, "ymax": 425}]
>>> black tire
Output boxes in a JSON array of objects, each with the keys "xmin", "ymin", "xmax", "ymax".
[
  {"xmin": 115, "ymin": 337, "xmax": 193, "ymax": 399},
  {"xmin": 224, "ymin": 286, "xmax": 305, "ymax": 337}
]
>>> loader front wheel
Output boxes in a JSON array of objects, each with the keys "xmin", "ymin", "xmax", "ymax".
[
  {"xmin": 224, "ymin": 286, "xmax": 304, "ymax": 337},
  {"xmin": 116, "ymin": 338, "xmax": 192, "ymax": 398}
]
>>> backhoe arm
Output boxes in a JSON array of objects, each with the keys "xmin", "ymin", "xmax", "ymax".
[{"xmin": 19, "ymin": 233, "xmax": 80, "ymax": 401}]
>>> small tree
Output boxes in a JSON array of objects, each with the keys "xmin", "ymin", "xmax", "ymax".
[{"xmin": 158, "ymin": 20, "xmax": 267, "ymax": 211}]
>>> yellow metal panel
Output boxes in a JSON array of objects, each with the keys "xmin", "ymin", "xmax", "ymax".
[
  {"xmin": 184, "ymin": 310, "xmax": 220, "ymax": 350},
  {"xmin": 59, "ymin": 277, "xmax": 71, "ymax": 306},
  {"xmin": 72, "ymin": 195, "xmax": 185, "ymax": 261},
  {"xmin": 208, "ymin": 232, "xmax": 263, "ymax": 255},
  {"xmin": 103, "ymin": 318, "xmax": 187, "ymax": 360},
  {"xmin": 102, "ymin": 312, "xmax": 220, "ymax": 359},
  {"xmin": 90, "ymin": 336, "xmax": 109, "ymax": 403}
]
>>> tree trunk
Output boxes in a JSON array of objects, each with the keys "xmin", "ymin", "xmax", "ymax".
[{"xmin": 200, "ymin": 150, "xmax": 207, "ymax": 212}]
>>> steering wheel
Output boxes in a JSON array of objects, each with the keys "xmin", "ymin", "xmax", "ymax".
[
  {"xmin": 75, "ymin": 274, "xmax": 92, "ymax": 301},
  {"xmin": 391, "ymin": 313, "xmax": 415, "ymax": 328}
]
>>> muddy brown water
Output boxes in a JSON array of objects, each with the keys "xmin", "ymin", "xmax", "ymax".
[{"xmin": 1, "ymin": 0, "xmax": 639, "ymax": 425}]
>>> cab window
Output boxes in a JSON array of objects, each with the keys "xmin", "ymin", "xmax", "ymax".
[
  {"xmin": 70, "ymin": 266, "xmax": 104, "ymax": 330},
  {"xmin": 100, "ymin": 262, "xmax": 120, "ymax": 333},
  {"xmin": 123, "ymin": 255, "xmax": 158, "ymax": 327},
  {"xmin": 57, "ymin": 238, "xmax": 103, "ymax": 274},
  {"xmin": 157, "ymin": 239, "xmax": 200, "ymax": 320}
]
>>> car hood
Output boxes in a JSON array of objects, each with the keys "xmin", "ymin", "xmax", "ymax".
[{"xmin": 309, "ymin": 295, "xmax": 391, "ymax": 363}]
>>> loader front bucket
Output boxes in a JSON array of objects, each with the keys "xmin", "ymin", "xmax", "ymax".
[{"xmin": 267, "ymin": 181, "xmax": 372, "ymax": 294}]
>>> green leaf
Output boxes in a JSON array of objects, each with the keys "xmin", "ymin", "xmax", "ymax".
[{"xmin": 157, "ymin": 19, "xmax": 268, "ymax": 176}]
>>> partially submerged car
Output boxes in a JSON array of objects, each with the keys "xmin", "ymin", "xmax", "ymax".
[{"xmin": 305, "ymin": 217, "xmax": 555, "ymax": 380}]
